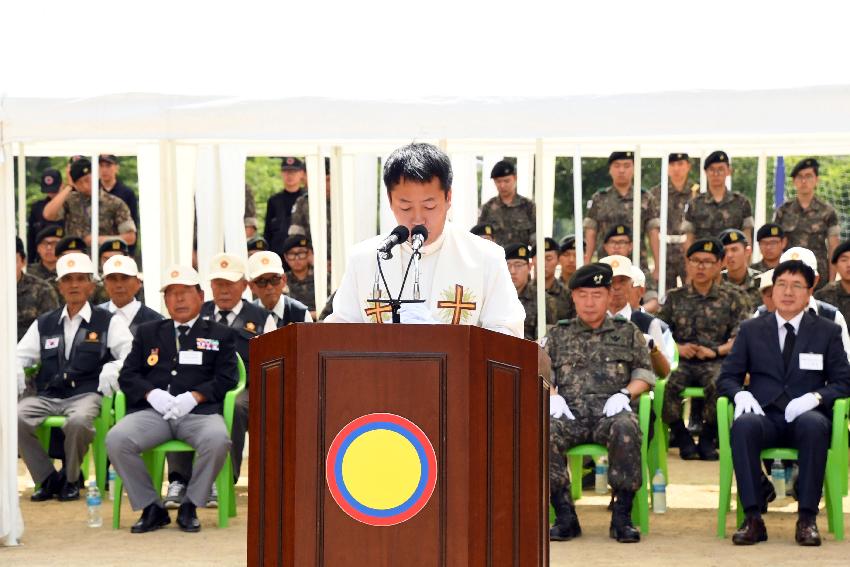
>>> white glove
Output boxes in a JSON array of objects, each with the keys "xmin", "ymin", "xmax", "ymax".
[
  {"xmin": 97, "ymin": 368, "xmax": 120, "ymax": 397},
  {"xmin": 163, "ymin": 391, "xmax": 199, "ymax": 420},
  {"xmin": 147, "ymin": 388, "xmax": 176, "ymax": 415},
  {"xmin": 550, "ymin": 395, "xmax": 575, "ymax": 420},
  {"xmin": 603, "ymin": 392, "xmax": 632, "ymax": 417},
  {"xmin": 733, "ymin": 391, "xmax": 765, "ymax": 419},
  {"xmin": 17, "ymin": 367, "xmax": 25, "ymax": 397},
  {"xmin": 399, "ymin": 302, "xmax": 439, "ymax": 324},
  {"xmin": 785, "ymin": 393, "xmax": 820, "ymax": 423}
]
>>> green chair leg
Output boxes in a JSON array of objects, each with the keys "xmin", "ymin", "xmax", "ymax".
[
  {"xmin": 568, "ymin": 454, "xmax": 584, "ymax": 503},
  {"xmin": 112, "ymin": 474, "xmax": 123, "ymax": 529}
]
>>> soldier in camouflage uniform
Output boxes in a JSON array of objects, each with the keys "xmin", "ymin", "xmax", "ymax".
[
  {"xmin": 477, "ymin": 160, "xmax": 536, "ymax": 247},
  {"xmin": 751, "ymin": 223, "xmax": 786, "ymax": 273},
  {"xmin": 16, "ymin": 237, "xmax": 59, "ymax": 342},
  {"xmin": 600, "ymin": 224, "xmax": 659, "ymax": 311},
  {"xmin": 718, "ymin": 229, "xmax": 762, "ymax": 310},
  {"xmin": 42, "ymin": 158, "xmax": 137, "ymax": 250},
  {"xmin": 505, "ymin": 243, "xmax": 557, "ymax": 339},
  {"xmin": 28, "ymin": 225, "xmax": 64, "ymax": 283},
  {"xmin": 773, "ymin": 158, "xmax": 840, "ymax": 287},
  {"xmin": 649, "ymin": 153, "xmax": 699, "ymax": 292},
  {"xmin": 583, "ymin": 152, "xmax": 661, "ymax": 272},
  {"xmin": 282, "ymin": 235, "xmax": 317, "ymax": 317},
  {"xmin": 682, "ymin": 151, "xmax": 754, "ymax": 250},
  {"xmin": 541, "ymin": 237, "xmax": 574, "ymax": 321},
  {"xmin": 547, "ymin": 263, "xmax": 653, "ymax": 543},
  {"xmin": 814, "ymin": 240, "xmax": 850, "ymax": 325},
  {"xmin": 658, "ymin": 238, "xmax": 749, "ymax": 460}
]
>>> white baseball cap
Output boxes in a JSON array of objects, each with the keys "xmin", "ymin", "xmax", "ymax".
[
  {"xmin": 599, "ymin": 255, "xmax": 633, "ymax": 279},
  {"xmin": 779, "ymin": 247, "xmax": 818, "ymax": 275},
  {"xmin": 630, "ymin": 265, "xmax": 646, "ymax": 287},
  {"xmin": 208, "ymin": 253, "xmax": 246, "ymax": 282},
  {"xmin": 247, "ymin": 251, "xmax": 284, "ymax": 281},
  {"xmin": 759, "ymin": 269, "xmax": 775, "ymax": 291},
  {"xmin": 160, "ymin": 265, "xmax": 201, "ymax": 291},
  {"xmin": 102, "ymin": 255, "xmax": 139, "ymax": 278},
  {"xmin": 56, "ymin": 252, "xmax": 95, "ymax": 280}
]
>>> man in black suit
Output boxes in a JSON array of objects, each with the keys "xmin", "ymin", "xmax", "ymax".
[
  {"xmin": 717, "ymin": 259, "xmax": 850, "ymax": 546},
  {"xmin": 263, "ymin": 157, "xmax": 306, "ymax": 256},
  {"xmin": 106, "ymin": 265, "xmax": 238, "ymax": 533}
]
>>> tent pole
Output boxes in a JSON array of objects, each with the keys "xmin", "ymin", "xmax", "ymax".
[
  {"xmin": 632, "ymin": 145, "xmax": 642, "ymax": 267},
  {"xmin": 753, "ymin": 152, "xmax": 767, "ymax": 263},
  {"xmin": 90, "ymin": 153, "xmax": 99, "ymax": 267},
  {"xmin": 658, "ymin": 154, "xmax": 669, "ymax": 298},
  {"xmin": 573, "ymin": 146, "xmax": 584, "ymax": 268},
  {"xmin": 16, "ymin": 144, "xmax": 26, "ymax": 241}
]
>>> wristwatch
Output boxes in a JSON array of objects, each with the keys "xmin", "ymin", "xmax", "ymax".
[
  {"xmin": 813, "ymin": 392, "xmax": 823, "ymax": 405},
  {"xmin": 712, "ymin": 346, "xmax": 721, "ymax": 357}
]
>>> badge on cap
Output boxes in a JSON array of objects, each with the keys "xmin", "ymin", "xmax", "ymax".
[
  {"xmin": 626, "ymin": 152, "xmax": 632, "ymax": 157},
  {"xmin": 170, "ymin": 270, "xmax": 179, "ymax": 277},
  {"xmin": 771, "ymin": 227, "xmax": 778, "ymax": 235},
  {"xmin": 57, "ymin": 228, "xmax": 64, "ymax": 237},
  {"xmin": 112, "ymin": 241, "xmax": 121, "ymax": 250},
  {"xmin": 286, "ymin": 157, "xmax": 294, "ymax": 165},
  {"xmin": 518, "ymin": 247, "xmax": 526, "ymax": 257},
  {"xmin": 69, "ymin": 241, "xmax": 77, "ymax": 249},
  {"xmin": 261, "ymin": 257, "xmax": 270, "ymax": 265},
  {"xmin": 611, "ymin": 259, "xmax": 620, "ymax": 268},
  {"xmin": 485, "ymin": 226, "xmax": 492, "ymax": 235},
  {"xmin": 147, "ymin": 348, "xmax": 159, "ymax": 366},
  {"xmin": 676, "ymin": 154, "xmax": 683, "ymax": 159},
  {"xmin": 791, "ymin": 252, "xmax": 800, "ymax": 260},
  {"xmin": 245, "ymin": 321, "xmax": 256, "ymax": 333},
  {"xmin": 44, "ymin": 176, "xmax": 54, "ymax": 185},
  {"xmin": 299, "ymin": 239, "xmax": 307, "ymax": 246},
  {"xmin": 617, "ymin": 226, "xmax": 624, "ymax": 234},
  {"xmin": 593, "ymin": 274, "xmax": 603, "ymax": 284},
  {"xmin": 114, "ymin": 259, "xmax": 122, "ymax": 267},
  {"xmin": 258, "ymin": 241, "xmax": 266, "ymax": 249},
  {"xmin": 719, "ymin": 155, "xmax": 726, "ymax": 161},
  {"xmin": 730, "ymin": 232, "xmax": 738, "ymax": 242},
  {"xmin": 220, "ymin": 260, "xmax": 229, "ymax": 269},
  {"xmin": 67, "ymin": 259, "xmax": 76, "ymax": 267},
  {"xmin": 703, "ymin": 242, "xmax": 713, "ymax": 252}
]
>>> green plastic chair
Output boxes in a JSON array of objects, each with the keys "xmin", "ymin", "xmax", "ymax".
[
  {"xmin": 111, "ymin": 354, "xmax": 246, "ymax": 529},
  {"xmin": 549, "ymin": 393, "xmax": 652, "ymax": 534},
  {"xmin": 716, "ymin": 396, "xmax": 849, "ymax": 540},
  {"xmin": 35, "ymin": 394, "xmax": 114, "ymax": 494}
]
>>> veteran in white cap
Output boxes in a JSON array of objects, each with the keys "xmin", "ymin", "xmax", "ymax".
[
  {"xmin": 98, "ymin": 255, "xmax": 164, "ymax": 333},
  {"xmin": 16, "ymin": 252, "xmax": 133, "ymax": 503}
]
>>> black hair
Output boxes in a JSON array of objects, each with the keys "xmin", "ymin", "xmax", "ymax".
[
  {"xmin": 382, "ymin": 143, "xmax": 452, "ymax": 196},
  {"xmin": 772, "ymin": 260, "xmax": 815, "ymax": 289}
]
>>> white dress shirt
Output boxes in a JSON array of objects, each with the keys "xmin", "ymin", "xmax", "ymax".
[
  {"xmin": 105, "ymin": 298, "xmax": 143, "ymax": 327},
  {"xmin": 254, "ymin": 296, "xmax": 313, "ymax": 324},
  {"xmin": 612, "ymin": 304, "xmax": 675, "ymax": 365},
  {"xmin": 213, "ymin": 300, "xmax": 276, "ymax": 334}
]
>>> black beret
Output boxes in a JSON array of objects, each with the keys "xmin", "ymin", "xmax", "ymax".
[
  {"xmin": 490, "ymin": 160, "xmax": 516, "ymax": 179},
  {"xmin": 686, "ymin": 238, "xmax": 725, "ymax": 260},
  {"xmin": 831, "ymin": 240, "xmax": 850, "ymax": 264},
  {"xmin": 544, "ymin": 237, "xmax": 559, "ymax": 253},
  {"xmin": 98, "ymin": 154, "xmax": 119, "ymax": 165},
  {"xmin": 16, "ymin": 236, "xmax": 25, "ymax": 258},
  {"xmin": 559, "ymin": 235, "xmax": 575, "ymax": 253},
  {"xmin": 756, "ymin": 223, "xmax": 784, "ymax": 241},
  {"xmin": 470, "ymin": 223, "xmax": 494, "ymax": 237},
  {"xmin": 69, "ymin": 158, "xmax": 92, "ymax": 182},
  {"xmin": 703, "ymin": 151, "xmax": 729, "ymax": 170},
  {"xmin": 607, "ymin": 151, "xmax": 634, "ymax": 166},
  {"xmin": 281, "ymin": 157, "xmax": 305, "ymax": 171},
  {"xmin": 40, "ymin": 168, "xmax": 62, "ymax": 193},
  {"xmin": 35, "ymin": 225, "xmax": 64, "ymax": 244},
  {"xmin": 98, "ymin": 238, "xmax": 129, "ymax": 256},
  {"xmin": 56, "ymin": 236, "xmax": 88, "ymax": 256},
  {"xmin": 718, "ymin": 229, "xmax": 748, "ymax": 247},
  {"xmin": 791, "ymin": 158, "xmax": 819, "ymax": 178},
  {"xmin": 247, "ymin": 236, "xmax": 269, "ymax": 251},
  {"xmin": 668, "ymin": 153, "xmax": 689, "ymax": 163},
  {"xmin": 603, "ymin": 224, "xmax": 632, "ymax": 243},
  {"xmin": 568, "ymin": 263, "xmax": 613, "ymax": 290},
  {"xmin": 504, "ymin": 243, "xmax": 531, "ymax": 261},
  {"xmin": 281, "ymin": 235, "xmax": 311, "ymax": 253}
]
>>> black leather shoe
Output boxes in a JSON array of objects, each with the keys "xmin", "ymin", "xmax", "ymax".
[
  {"xmin": 30, "ymin": 471, "xmax": 62, "ymax": 502},
  {"xmin": 678, "ymin": 437, "xmax": 700, "ymax": 460},
  {"xmin": 57, "ymin": 480, "xmax": 80, "ymax": 501},
  {"xmin": 697, "ymin": 435, "xmax": 718, "ymax": 461},
  {"xmin": 177, "ymin": 501, "xmax": 201, "ymax": 533},
  {"xmin": 795, "ymin": 518, "xmax": 822, "ymax": 546},
  {"xmin": 732, "ymin": 516, "xmax": 767, "ymax": 545},
  {"xmin": 131, "ymin": 503, "xmax": 171, "ymax": 534},
  {"xmin": 550, "ymin": 520, "xmax": 582, "ymax": 541}
]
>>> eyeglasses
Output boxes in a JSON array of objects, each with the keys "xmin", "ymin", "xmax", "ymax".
[
  {"xmin": 39, "ymin": 241, "xmax": 58, "ymax": 248},
  {"xmin": 253, "ymin": 276, "xmax": 282, "ymax": 288},
  {"xmin": 774, "ymin": 281, "xmax": 808, "ymax": 292},
  {"xmin": 795, "ymin": 173, "xmax": 817, "ymax": 181},
  {"xmin": 506, "ymin": 261, "xmax": 529, "ymax": 272},
  {"xmin": 284, "ymin": 251, "xmax": 309, "ymax": 260},
  {"xmin": 688, "ymin": 258, "xmax": 717, "ymax": 268}
]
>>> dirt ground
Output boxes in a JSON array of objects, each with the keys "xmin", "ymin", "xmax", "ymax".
[{"xmin": 3, "ymin": 451, "xmax": 849, "ymax": 566}]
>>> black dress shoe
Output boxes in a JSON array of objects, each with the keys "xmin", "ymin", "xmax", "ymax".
[
  {"xmin": 131, "ymin": 503, "xmax": 171, "ymax": 534},
  {"xmin": 732, "ymin": 516, "xmax": 767, "ymax": 545},
  {"xmin": 30, "ymin": 471, "xmax": 62, "ymax": 502},
  {"xmin": 57, "ymin": 480, "xmax": 80, "ymax": 501},
  {"xmin": 795, "ymin": 518, "xmax": 822, "ymax": 546},
  {"xmin": 678, "ymin": 438, "xmax": 700, "ymax": 460},
  {"xmin": 177, "ymin": 502, "xmax": 201, "ymax": 533}
]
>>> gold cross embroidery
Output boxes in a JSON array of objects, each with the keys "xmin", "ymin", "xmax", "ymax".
[
  {"xmin": 364, "ymin": 302, "xmax": 393, "ymax": 323},
  {"xmin": 437, "ymin": 284, "xmax": 477, "ymax": 325}
]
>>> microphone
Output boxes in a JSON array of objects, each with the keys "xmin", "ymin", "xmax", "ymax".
[
  {"xmin": 377, "ymin": 225, "xmax": 410, "ymax": 257},
  {"xmin": 410, "ymin": 225, "xmax": 428, "ymax": 252}
]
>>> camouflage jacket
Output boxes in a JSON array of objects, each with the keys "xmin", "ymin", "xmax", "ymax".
[
  {"xmin": 749, "ymin": 259, "xmax": 777, "ymax": 274},
  {"xmin": 289, "ymin": 193, "xmax": 332, "ymax": 247},
  {"xmin": 544, "ymin": 315, "xmax": 654, "ymax": 415},
  {"xmin": 649, "ymin": 181, "xmax": 699, "ymax": 236},
  {"xmin": 477, "ymin": 193, "xmax": 536, "ymax": 247},
  {"xmin": 58, "ymin": 189, "xmax": 136, "ymax": 238},
  {"xmin": 773, "ymin": 196, "xmax": 840, "ymax": 280},
  {"xmin": 681, "ymin": 189, "xmax": 754, "ymax": 239},
  {"xmin": 517, "ymin": 280, "xmax": 557, "ymax": 340},
  {"xmin": 721, "ymin": 267, "xmax": 763, "ymax": 310},
  {"xmin": 814, "ymin": 281, "xmax": 850, "ymax": 328},
  {"xmin": 583, "ymin": 186, "xmax": 660, "ymax": 253},
  {"xmin": 658, "ymin": 281, "xmax": 748, "ymax": 347},
  {"xmin": 286, "ymin": 268, "xmax": 315, "ymax": 311},
  {"xmin": 17, "ymin": 272, "xmax": 59, "ymax": 340},
  {"xmin": 545, "ymin": 277, "xmax": 575, "ymax": 322}
]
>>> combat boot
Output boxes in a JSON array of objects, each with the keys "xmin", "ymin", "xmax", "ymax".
[
  {"xmin": 697, "ymin": 425, "xmax": 718, "ymax": 461},
  {"xmin": 550, "ymin": 488, "xmax": 581, "ymax": 541},
  {"xmin": 609, "ymin": 490, "xmax": 641, "ymax": 543},
  {"xmin": 671, "ymin": 419, "xmax": 699, "ymax": 460}
]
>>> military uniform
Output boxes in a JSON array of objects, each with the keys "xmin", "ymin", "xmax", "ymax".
[
  {"xmin": 721, "ymin": 268, "xmax": 763, "ymax": 310},
  {"xmin": 584, "ymin": 186, "xmax": 660, "ymax": 262},
  {"xmin": 649, "ymin": 180, "xmax": 698, "ymax": 291},
  {"xmin": 517, "ymin": 280, "xmax": 557, "ymax": 340},
  {"xmin": 773, "ymin": 196, "xmax": 840, "ymax": 285},
  {"xmin": 286, "ymin": 268, "xmax": 316, "ymax": 312},
  {"xmin": 814, "ymin": 282, "xmax": 850, "ymax": 329},
  {"xmin": 545, "ymin": 277, "xmax": 575, "ymax": 322},
  {"xmin": 17, "ymin": 272, "xmax": 59, "ymax": 342},
  {"xmin": 288, "ymin": 192, "xmax": 332, "ymax": 248},
  {"xmin": 56, "ymin": 189, "xmax": 136, "ymax": 241},
  {"xmin": 681, "ymin": 190, "xmax": 754, "ymax": 241},
  {"xmin": 750, "ymin": 259, "xmax": 776, "ymax": 273},
  {"xmin": 28, "ymin": 262, "xmax": 57, "ymax": 282},
  {"xmin": 477, "ymin": 193, "xmax": 536, "ymax": 247}
]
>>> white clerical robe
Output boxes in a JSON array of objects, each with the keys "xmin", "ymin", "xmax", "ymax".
[{"xmin": 326, "ymin": 221, "xmax": 525, "ymax": 337}]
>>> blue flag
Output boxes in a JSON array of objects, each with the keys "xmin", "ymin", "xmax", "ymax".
[{"xmin": 774, "ymin": 156, "xmax": 786, "ymax": 208}]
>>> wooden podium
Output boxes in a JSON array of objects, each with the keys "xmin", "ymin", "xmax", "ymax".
[{"xmin": 248, "ymin": 324, "xmax": 548, "ymax": 566}]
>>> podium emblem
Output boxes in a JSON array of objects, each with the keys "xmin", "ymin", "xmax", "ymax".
[{"xmin": 326, "ymin": 413, "xmax": 437, "ymax": 526}]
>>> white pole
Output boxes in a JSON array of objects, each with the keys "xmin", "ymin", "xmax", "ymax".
[
  {"xmin": 632, "ymin": 146, "xmax": 642, "ymax": 267},
  {"xmin": 90, "ymin": 153, "xmax": 99, "ymax": 267},
  {"xmin": 658, "ymin": 155, "xmax": 669, "ymax": 298},
  {"xmin": 534, "ymin": 139, "xmax": 546, "ymax": 339},
  {"xmin": 16, "ymin": 144, "xmax": 26, "ymax": 241},
  {"xmin": 573, "ymin": 146, "xmax": 584, "ymax": 268},
  {"xmin": 753, "ymin": 152, "xmax": 768, "ymax": 263}
]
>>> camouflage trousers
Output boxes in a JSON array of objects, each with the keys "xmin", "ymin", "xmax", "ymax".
[
  {"xmin": 662, "ymin": 360, "xmax": 721, "ymax": 425},
  {"xmin": 550, "ymin": 411, "xmax": 642, "ymax": 503}
]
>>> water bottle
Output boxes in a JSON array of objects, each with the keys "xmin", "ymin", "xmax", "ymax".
[
  {"xmin": 594, "ymin": 456, "xmax": 609, "ymax": 494},
  {"xmin": 771, "ymin": 459, "xmax": 785, "ymax": 500},
  {"xmin": 108, "ymin": 467, "xmax": 116, "ymax": 501},
  {"xmin": 652, "ymin": 469, "xmax": 667, "ymax": 513},
  {"xmin": 86, "ymin": 481, "xmax": 103, "ymax": 527}
]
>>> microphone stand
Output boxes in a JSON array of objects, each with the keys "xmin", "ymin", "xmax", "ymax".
[{"xmin": 368, "ymin": 249, "xmax": 425, "ymax": 323}]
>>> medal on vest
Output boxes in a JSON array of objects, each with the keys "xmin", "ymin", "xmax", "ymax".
[
  {"xmin": 147, "ymin": 348, "xmax": 159, "ymax": 366},
  {"xmin": 85, "ymin": 331, "xmax": 99, "ymax": 342},
  {"xmin": 244, "ymin": 321, "xmax": 257, "ymax": 333}
]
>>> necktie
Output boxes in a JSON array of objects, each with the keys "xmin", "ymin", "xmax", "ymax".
[
  {"xmin": 782, "ymin": 322, "xmax": 796, "ymax": 369},
  {"xmin": 218, "ymin": 310, "xmax": 232, "ymax": 325},
  {"xmin": 177, "ymin": 325, "xmax": 191, "ymax": 350}
]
